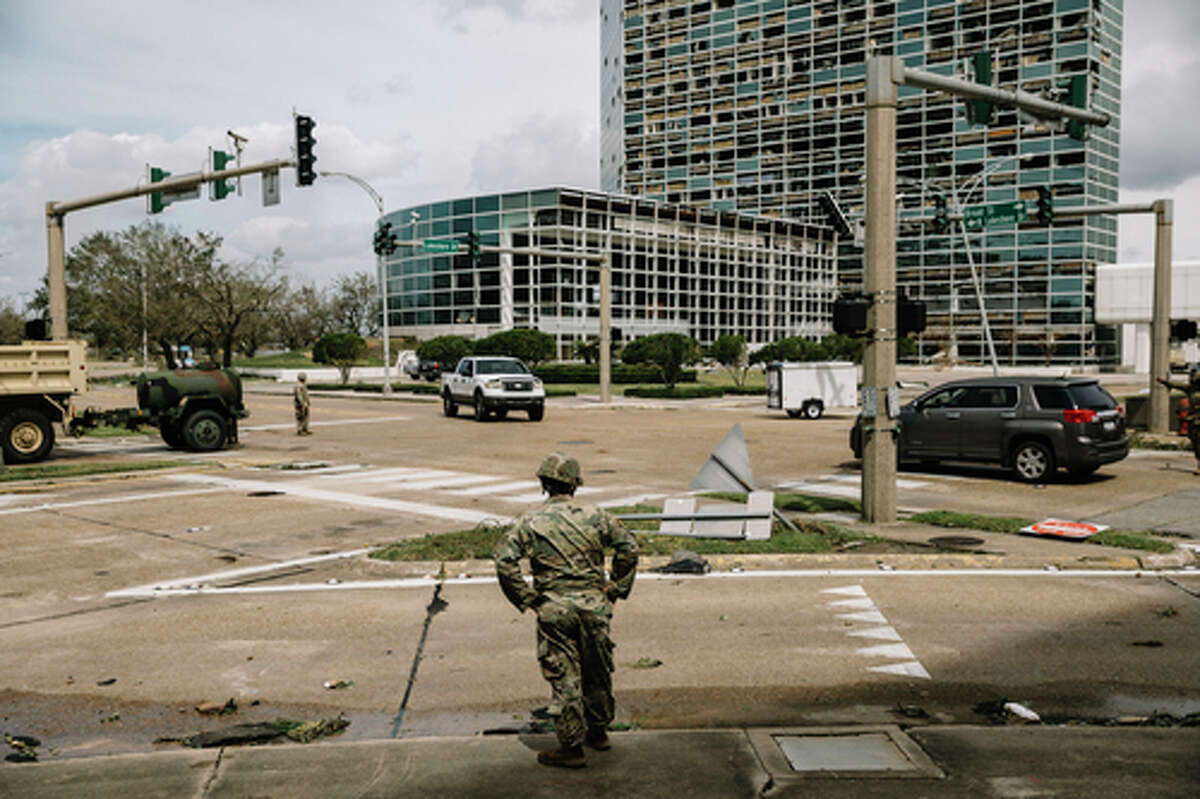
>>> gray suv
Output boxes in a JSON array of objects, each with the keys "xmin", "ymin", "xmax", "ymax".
[{"xmin": 850, "ymin": 377, "xmax": 1129, "ymax": 482}]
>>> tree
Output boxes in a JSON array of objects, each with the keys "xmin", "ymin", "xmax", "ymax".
[
  {"xmin": 573, "ymin": 337, "xmax": 600, "ymax": 365},
  {"xmin": 708, "ymin": 334, "xmax": 749, "ymax": 387},
  {"xmin": 330, "ymin": 271, "xmax": 380, "ymax": 338},
  {"xmin": 274, "ymin": 282, "xmax": 335, "ymax": 353},
  {"xmin": 749, "ymin": 336, "xmax": 826, "ymax": 365},
  {"xmin": 620, "ymin": 332, "xmax": 701, "ymax": 389},
  {"xmin": 188, "ymin": 251, "xmax": 286, "ymax": 368},
  {"xmin": 416, "ymin": 335, "xmax": 473, "ymax": 367},
  {"xmin": 0, "ymin": 297, "xmax": 25, "ymax": 344},
  {"xmin": 472, "ymin": 328, "xmax": 555, "ymax": 365},
  {"xmin": 313, "ymin": 332, "xmax": 368, "ymax": 384}
]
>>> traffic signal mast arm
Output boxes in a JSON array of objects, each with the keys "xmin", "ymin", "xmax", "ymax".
[{"xmin": 47, "ymin": 157, "xmax": 297, "ymax": 217}]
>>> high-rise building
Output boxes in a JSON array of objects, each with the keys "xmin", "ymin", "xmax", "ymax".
[
  {"xmin": 601, "ymin": 0, "xmax": 1123, "ymax": 365},
  {"xmin": 382, "ymin": 187, "xmax": 836, "ymax": 356}
]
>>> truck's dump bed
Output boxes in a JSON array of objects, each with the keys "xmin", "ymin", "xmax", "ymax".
[{"xmin": 0, "ymin": 340, "xmax": 88, "ymax": 395}]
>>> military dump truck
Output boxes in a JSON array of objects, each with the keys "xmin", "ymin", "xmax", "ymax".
[
  {"xmin": 0, "ymin": 340, "xmax": 88, "ymax": 463},
  {"xmin": 72, "ymin": 368, "xmax": 248, "ymax": 452},
  {"xmin": 1, "ymin": 339, "xmax": 248, "ymax": 463}
]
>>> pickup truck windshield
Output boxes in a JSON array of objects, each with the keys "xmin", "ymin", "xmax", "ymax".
[{"xmin": 476, "ymin": 359, "xmax": 528, "ymax": 375}]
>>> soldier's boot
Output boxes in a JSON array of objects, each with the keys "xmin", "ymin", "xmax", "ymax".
[
  {"xmin": 585, "ymin": 729, "xmax": 611, "ymax": 751},
  {"xmin": 537, "ymin": 745, "xmax": 586, "ymax": 768}
]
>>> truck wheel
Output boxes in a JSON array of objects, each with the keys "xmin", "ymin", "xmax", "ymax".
[
  {"xmin": 442, "ymin": 391, "xmax": 458, "ymax": 418},
  {"xmin": 160, "ymin": 422, "xmax": 186, "ymax": 450},
  {"xmin": 1012, "ymin": 440, "xmax": 1054, "ymax": 483},
  {"xmin": 528, "ymin": 403, "xmax": 544, "ymax": 422},
  {"xmin": 473, "ymin": 392, "xmax": 489, "ymax": 422},
  {"xmin": 182, "ymin": 410, "xmax": 227, "ymax": 452},
  {"xmin": 802, "ymin": 401, "xmax": 823, "ymax": 420},
  {"xmin": 1, "ymin": 409, "xmax": 55, "ymax": 464}
]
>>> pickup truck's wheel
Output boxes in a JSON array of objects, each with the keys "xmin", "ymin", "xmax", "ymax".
[
  {"xmin": 160, "ymin": 421, "xmax": 186, "ymax": 449},
  {"xmin": 528, "ymin": 403, "xmax": 544, "ymax": 422},
  {"xmin": 1012, "ymin": 440, "xmax": 1054, "ymax": 483},
  {"xmin": 182, "ymin": 410, "xmax": 227, "ymax": 452},
  {"xmin": 802, "ymin": 401, "xmax": 823, "ymax": 420},
  {"xmin": 473, "ymin": 392, "xmax": 489, "ymax": 422},
  {"xmin": 1, "ymin": 409, "xmax": 55, "ymax": 464},
  {"xmin": 442, "ymin": 391, "xmax": 458, "ymax": 418}
]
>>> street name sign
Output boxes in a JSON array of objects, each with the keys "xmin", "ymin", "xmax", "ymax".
[
  {"xmin": 962, "ymin": 200, "xmax": 1027, "ymax": 230},
  {"xmin": 423, "ymin": 238, "xmax": 460, "ymax": 253}
]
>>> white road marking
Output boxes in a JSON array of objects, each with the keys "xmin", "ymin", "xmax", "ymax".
[
  {"xmin": 502, "ymin": 486, "xmax": 605, "ymax": 504},
  {"xmin": 856, "ymin": 643, "xmax": 916, "ymax": 659},
  {"xmin": 779, "ymin": 474, "xmax": 932, "ymax": 499},
  {"xmin": 847, "ymin": 626, "xmax": 903, "ymax": 641},
  {"xmin": 241, "ymin": 416, "xmax": 409, "ymax": 431},
  {"xmin": 824, "ymin": 583, "xmax": 931, "ymax": 681},
  {"xmin": 447, "ymin": 480, "xmax": 541, "ymax": 496},
  {"xmin": 316, "ymin": 466, "xmax": 433, "ymax": 481},
  {"xmin": 598, "ymin": 493, "xmax": 667, "ymax": 509},
  {"xmin": 821, "ymin": 585, "xmax": 867, "ymax": 597},
  {"xmin": 837, "ymin": 610, "xmax": 889, "ymax": 624},
  {"xmin": 165, "ymin": 473, "xmax": 510, "ymax": 525},
  {"xmin": 827, "ymin": 598, "xmax": 876, "ymax": 610},
  {"xmin": 869, "ymin": 661, "xmax": 932, "ymax": 679},
  {"xmin": 0, "ymin": 487, "xmax": 225, "ymax": 516}
]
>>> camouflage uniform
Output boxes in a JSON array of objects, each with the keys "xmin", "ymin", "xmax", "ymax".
[
  {"xmin": 493, "ymin": 454, "xmax": 638, "ymax": 754},
  {"xmin": 1158, "ymin": 369, "xmax": 1200, "ymax": 471},
  {"xmin": 293, "ymin": 373, "xmax": 311, "ymax": 435}
]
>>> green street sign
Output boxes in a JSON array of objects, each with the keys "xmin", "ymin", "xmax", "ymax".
[
  {"xmin": 423, "ymin": 238, "xmax": 460, "ymax": 253},
  {"xmin": 962, "ymin": 200, "xmax": 1028, "ymax": 230}
]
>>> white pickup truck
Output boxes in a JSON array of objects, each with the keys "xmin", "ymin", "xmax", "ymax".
[{"xmin": 441, "ymin": 356, "xmax": 545, "ymax": 422}]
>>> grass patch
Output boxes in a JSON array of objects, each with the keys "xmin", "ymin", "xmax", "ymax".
[
  {"xmin": 233, "ymin": 352, "xmax": 317, "ymax": 368},
  {"xmin": 79, "ymin": 424, "xmax": 155, "ymax": 438},
  {"xmin": 701, "ymin": 491, "xmax": 861, "ymax": 515},
  {"xmin": 624, "ymin": 385, "xmax": 725, "ymax": 399},
  {"xmin": 0, "ymin": 460, "xmax": 187, "ymax": 483},
  {"xmin": 369, "ymin": 507, "xmax": 872, "ymax": 562},
  {"xmin": 908, "ymin": 510, "xmax": 1175, "ymax": 553},
  {"xmin": 1128, "ymin": 431, "xmax": 1193, "ymax": 451}
]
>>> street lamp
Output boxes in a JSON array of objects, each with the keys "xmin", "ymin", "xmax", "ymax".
[{"xmin": 319, "ymin": 171, "xmax": 392, "ymax": 394}]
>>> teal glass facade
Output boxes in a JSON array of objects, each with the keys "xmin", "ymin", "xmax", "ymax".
[
  {"xmin": 383, "ymin": 187, "xmax": 836, "ymax": 356},
  {"xmin": 602, "ymin": 0, "xmax": 1123, "ymax": 365}
]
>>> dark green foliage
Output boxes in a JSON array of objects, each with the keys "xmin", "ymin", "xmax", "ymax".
[
  {"xmin": 416, "ymin": 335, "xmax": 473, "ymax": 365},
  {"xmin": 623, "ymin": 385, "xmax": 724, "ymax": 399},
  {"xmin": 620, "ymin": 333, "xmax": 701, "ymax": 389},
  {"xmin": 708, "ymin": 334, "xmax": 749, "ymax": 387},
  {"xmin": 471, "ymin": 328, "xmax": 554, "ymax": 365},
  {"xmin": 534, "ymin": 363, "xmax": 697, "ymax": 384},
  {"xmin": 312, "ymin": 332, "xmax": 367, "ymax": 385}
]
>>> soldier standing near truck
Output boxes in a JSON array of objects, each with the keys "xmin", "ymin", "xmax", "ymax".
[
  {"xmin": 1157, "ymin": 368, "xmax": 1200, "ymax": 473},
  {"xmin": 293, "ymin": 373, "xmax": 311, "ymax": 436},
  {"xmin": 492, "ymin": 453, "xmax": 638, "ymax": 769}
]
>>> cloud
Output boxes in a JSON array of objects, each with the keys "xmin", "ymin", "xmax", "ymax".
[
  {"xmin": 468, "ymin": 114, "xmax": 598, "ymax": 193},
  {"xmin": 438, "ymin": 0, "xmax": 594, "ymax": 24}
]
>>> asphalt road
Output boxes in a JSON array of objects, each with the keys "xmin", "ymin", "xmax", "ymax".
[{"xmin": 2, "ymin": 375, "xmax": 1198, "ymax": 763}]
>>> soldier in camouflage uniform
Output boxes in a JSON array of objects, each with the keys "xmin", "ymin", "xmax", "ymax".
[
  {"xmin": 493, "ymin": 453, "xmax": 639, "ymax": 769},
  {"xmin": 293, "ymin": 373, "xmax": 311, "ymax": 436},
  {"xmin": 1157, "ymin": 368, "xmax": 1200, "ymax": 473}
]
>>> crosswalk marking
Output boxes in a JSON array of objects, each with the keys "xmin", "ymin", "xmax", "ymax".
[
  {"xmin": 446, "ymin": 480, "xmax": 541, "ymax": 496},
  {"xmin": 822, "ymin": 584, "xmax": 931, "ymax": 681}
]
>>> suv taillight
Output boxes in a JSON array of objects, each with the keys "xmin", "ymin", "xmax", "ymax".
[{"xmin": 1063, "ymin": 409, "xmax": 1097, "ymax": 423}]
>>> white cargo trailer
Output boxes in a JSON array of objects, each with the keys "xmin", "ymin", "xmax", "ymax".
[{"xmin": 765, "ymin": 361, "xmax": 857, "ymax": 419}]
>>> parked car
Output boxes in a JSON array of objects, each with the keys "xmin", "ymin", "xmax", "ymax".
[
  {"xmin": 850, "ymin": 376, "xmax": 1129, "ymax": 482},
  {"xmin": 417, "ymin": 360, "xmax": 444, "ymax": 382},
  {"xmin": 441, "ymin": 356, "xmax": 545, "ymax": 421}
]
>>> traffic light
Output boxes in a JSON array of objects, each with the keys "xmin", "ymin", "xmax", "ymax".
[
  {"xmin": 966, "ymin": 50, "xmax": 994, "ymax": 126},
  {"xmin": 932, "ymin": 194, "xmax": 949, "ymax": 234},
  {"xmin": 294, "ymin": 114, "xmax": 317, "ymax": 186},
  {"xmin": 1035, "ymin": 186, "xmax": 1053, "ymax": 226},
  {"xmin": 466, "ymin": 231, "xmax": 480, "ymax": 264},
  {"xmin": 209, "ymin": 148, "xmax": 235, "ymax": 201},
  {"xmin": 373, "ymin": 221, "xmax": 393, "ymax": 256},
  {"xmin": 899, "ymin": 297, "xmax": 928, "ymax": 337},
  {"xmin": 832, "ymin": 295, "xmax": 869, "ymax": 337},
  {"xmin": 148, "ymin": 166, "xmax": 170, "ymax": 214},
  {"xmin": 1171, "ymin": 319, "xmax": 1198, "ymax": 341},
  {"xmin": 817, "ymin": 191, "xmax": 852, "ymax": 238},
  {"xmin": 1066, "ymin": 74, "xmax": 1088, "ymax": 142}
]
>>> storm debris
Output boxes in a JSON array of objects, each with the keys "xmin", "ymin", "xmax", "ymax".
[
  {"xmin": 168, "ymin": 717, "xmax": 350, "ymax": 748},
  {"xmin": 656, "ymin": 550, "xmax": 710, "ymax": 574},
  {"xmin": 195, "ymin": 698, "xmax": 238, "ymax": 716},
  {"xmin": 96, "ymin": 678, "xmax": 116, "ymax": 686},
  {"xmin": 323, "ymin": 679, "xmax": 354, "ymax": 690},
  {"xmin": 973, "ymin": 699, "xmax": 1041, "ymax": 725},
  {"xmin": 4, "ymin": 734, "xmax": 40, "ymax": 763},
  {"xmin": 631, "ymin": 657, "xmax": 663, "ymax": 669},
  {"xmin": 1131, "ymin": 640, "xmax": 1164, "ymax": 647}
]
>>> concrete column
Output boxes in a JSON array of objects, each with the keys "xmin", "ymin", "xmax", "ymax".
[
  {"xmin": 46, "ymin": 203, "xmax": 68, "ymax": 340},
  {"xmin": 1149, "ymin": 199, "xmax": 1173, "ymax": 434},
  {"xmin": 862, "ymin": 56, "xmax": 899, "ymax": 524},
  {"xmin": 600, "ymin": 256, "xmax": 612, "ymax": 404}
]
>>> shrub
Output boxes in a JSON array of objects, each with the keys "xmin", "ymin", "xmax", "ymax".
[
  {"xmin": 534, "ymin": 363, "xmax": 697, "ymax": 384},
  {"xmin": 472, "ymin": 328, "xmax": 554, "ymax": 365},
  {"xmin": 312, "ymin": 332, "xmax": 368, "ymax": 385},
  {"xmin": 624, "ymin": 385, "xmax": 725, "ymax": 399},
  {"xmin": 620, "ymin": 333, "xmax": 702, "ymax": 389}
]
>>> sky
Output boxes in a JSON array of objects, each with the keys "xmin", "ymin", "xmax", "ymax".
[{"xmin": 1, "ymin": 0, "xmax": 1197, "ymax": 309}]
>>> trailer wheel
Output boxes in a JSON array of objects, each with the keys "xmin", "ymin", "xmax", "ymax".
[
  {"xmin": 182, "ymin": 410, "xmax": 227, "ymax": 452},
  {"xmin": 786, "ymin": 408, "xmax": 802, "ymax": 419},
  {"xmin": 1, "ymin": 409, "xmax": 55, "ymax": 464},
  {"xmin": 802, "ymin": 401, "xmax": 823, "ymax": 420},
  {"xmin": 160, "ymin": 422, "xmax": 186, "ymax": 450}
]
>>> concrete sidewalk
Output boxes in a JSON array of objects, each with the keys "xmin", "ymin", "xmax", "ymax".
[{"xmin": 3, "ymin": 726, "xmax": 1197, "ymax": 798}]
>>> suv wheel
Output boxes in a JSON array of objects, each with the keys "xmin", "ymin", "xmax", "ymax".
[
  {"xmin": 1012, "ymin": 440, "xmax": 1054, "ymax": 483},
  {"xmin": 473, "ymin": 392, "xmax": 489, "ymax": 422},
  {"xmin": 442, "ymin": 391, "xmax": 458, "ymax": 418}
]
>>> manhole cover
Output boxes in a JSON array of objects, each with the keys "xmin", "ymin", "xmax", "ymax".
[
  {"xmin": 777, "ymin": 733, "xmax": 913, "ymax": 772},
  {"xmin": 247, "ymin": 490, "xmax": 284, "ymax": 497},
  {"xmin": 928, "ymin": 535, "xmax": 985, "ymax": 549},
  {"xmin": 747, "ymin": 726, "xmax": 943, "ymax": 782}
]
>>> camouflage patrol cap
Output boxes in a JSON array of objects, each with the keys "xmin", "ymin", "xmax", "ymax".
[
  {"xmin": 298, "ymin": 372, "xmax": 307, "ymax": 382},
  {"xmin": 536, "ymin": 452, "xmax": 583, "ymax": 488}
]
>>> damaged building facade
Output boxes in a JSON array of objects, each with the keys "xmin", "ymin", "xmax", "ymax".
[
  {"xmin": 601, "ymin": 0, "xmax": 1123, "ymax": 366},
  {"xmin": 381, "ymin": 187, "xmax": 837, "ymax": 356}
]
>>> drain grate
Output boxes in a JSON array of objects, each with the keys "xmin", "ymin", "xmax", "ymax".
[
  {"xmin": 748, "ymin": 726, "xmax": 943, "ymax": 783},
  {"xmin": 928, "ymin": 535, "xmax": 985, "ymax": 550}
]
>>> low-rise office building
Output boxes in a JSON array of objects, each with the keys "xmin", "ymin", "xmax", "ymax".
[{"xmin": 381, "ymin": 186, "xmax": 837, "ymax": 357}]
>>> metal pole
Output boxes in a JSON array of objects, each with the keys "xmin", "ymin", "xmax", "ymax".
[
  {"xmin": 954, "ymin": 212, "xmax": 999, "ymax": 376},
  {"xmin": 600, "ymin": 255, "xmax": 612, "ymax": 404},
  {"xmin": 901, "ymin": 67, "xmax": 1110, "ymax": 128},
  {"xmin": 45, "ymin": 204, "xmax": 68, "ymax": 340},
  {"xmin": 1149, "ymin": 199, "xmax": 1174, "ymax": 434},
  {"xmin": 862, "ymin": 56, "xmax": 899, "ymax": 524}
]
